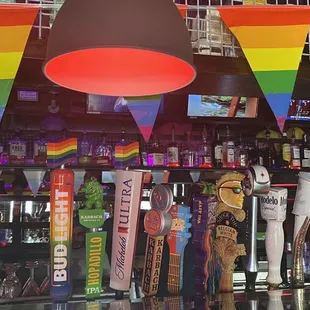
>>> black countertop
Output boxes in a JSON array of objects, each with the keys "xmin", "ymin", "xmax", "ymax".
[{"xmin": 1, "ymin": 289, "xmax": 310, "ymax": 309}]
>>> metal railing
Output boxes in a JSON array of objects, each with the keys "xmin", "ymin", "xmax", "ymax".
[{"xmin": 3, "ymin": 0, "xmax": 310, "ymax": 59}]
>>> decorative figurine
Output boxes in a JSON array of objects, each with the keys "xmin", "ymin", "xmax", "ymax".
[{"xmin": 81, "ymin": 177, "xmax": 104, "ymax": 209}]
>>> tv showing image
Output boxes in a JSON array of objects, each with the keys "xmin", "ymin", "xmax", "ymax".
[
  {"xmin": 287, "ymin": 100, "xmax": 310, "ymax": 121},
  {"xmin": 87, "ymin": 94, "xmax": 165, "ymax": 115},
  {"xmin": 87, "ymin": 94, "xmax": 130, "ymax": 114},
  {"xmin": 187, "ymin": 95, "xmax": 258, "ymax": 118}
]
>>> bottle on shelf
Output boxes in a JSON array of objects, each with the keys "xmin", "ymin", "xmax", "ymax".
[
  {"xmin": 94, "ymin": 131, "xmax": 113, "ymax": 166},
  {"xmin": 235, "ymin": 135, "xmax": 248, "ymax": 168},
  {"xmin": 78, "ymin": 131, "xmax": 92, "ymax": 165},
  {"xmin": 147, "ymin": 133, "xmax": 164, "ymax": 167},
  {"xmin": 282, "ymin": 131, "xmax": 291, "ymax": 169},
  {"xmin": 300, "ymin": 133, "xmax": 310, "ymax": 168},
  {"xmin": 290, "ymin": 128, "xmax": 301, "ymax": 170},
  {"xmin": 222, "ymin": 126, "xmax": 235, "ymax": 168},
  {"xmin": 182, "ymin": 131, "xmax": 197, "ymax": 168},
  {"xmin": 265, "ymin": 130, "xmax": 277, "ymax": 168},
  {"xmin": 9, "ymin": 129, "xmax": 26, "ymax": 165},
  {"xmin": 213, "ymin": 129, "xmax": 223, "ymax": 168},
  {"xmin": 33, "ymin": 130, "xmax": 47, "ymax": 165},
  {"xmin": 198, "ymin": 126, "xmax": 213, "ymax": 168},
  {"xmin": 0, "ymin": 140, "xmax": 8, "ymax": 165},
  {"xmin": 166, "ymin": 125, "xmax": 180, "ymax": 167}
]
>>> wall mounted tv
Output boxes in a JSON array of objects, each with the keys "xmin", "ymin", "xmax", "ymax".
[
  {"xmin": 287, "ymin": 100, "xmax": 310, "ymax": 121},
  {"xmin": 187, "ymin": 95, "xmax": 258, "ymax": 118},
  {"xmin": 86, "ymin": 94, "xmax": 164, "ymax": 114}
]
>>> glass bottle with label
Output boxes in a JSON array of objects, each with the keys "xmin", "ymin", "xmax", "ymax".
[
  {"xmin": 198, "ymin": 126, "xmax": 213, "ymax": 168},
  {"xmin": 33, "ymin": 130, "xmax": 47, "ymax": 165},
  {"xmin": 222, "ymin": 126, "xmax": 235, "ymax": 168},
  {"xmin": 78, "ymin": 131, "xmax": 92, "ymax": 165},
  {"xmin": 282, "ymin": 132, "xmax": 290, "ymax": 169},
  {"xmin": 213, "ymin": 130, "xmax": 223, "ymax": 168},
  {"xmin": 182, "ymin": 131, "xmax": 197, "ymax": 167},
  {"xmin": 147, "ymin": 134, "xmax": 164, "ymax": 167},
  {"xmin": 235, "ymin": 136, "xmax": 248, "ymax": 168},
  {"xmin": 9, "ymin": 129, "xmax": 26, "ymax": 165},
  {"xmin": 94, "ymin": 132, "xmax": 113, "ymax": 166},
  {"xmin": 166, "ymin": 125, "xmax": 180, "ymax": 167},
  {"xmin": 301, "ymin": 133, "xmax": 310, "ymax": 168},
  {"xmin": 265, "ymin": 130, "xmax": 277, "ymax": 168},
  {"xmin": 290, "ymin": 128, "xmax": 301, "ymax": 169}
]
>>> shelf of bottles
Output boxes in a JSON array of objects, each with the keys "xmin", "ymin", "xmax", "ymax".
[{"xmin": 0, "ymin": 126, "xmax": 309, "ymax": 173}]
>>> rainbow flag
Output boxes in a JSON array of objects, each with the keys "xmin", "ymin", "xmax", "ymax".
[
  {"xmin": 114, "ymin": 141, "xmax": 140, "ymax": 169},
  {"xmin": 218, "ymin": 6, "xmax": 310, "ymax": 132},
  {"xmin": 47, "ymin": 138, "xmax": 78, "ymax": 168},
  {"xmin": 125, "ymin": 95, "xmax": 163, "ymax": 142},
  {"xmin": 0, "ymin": 4, "xmax": 39, "ymax": 121}
]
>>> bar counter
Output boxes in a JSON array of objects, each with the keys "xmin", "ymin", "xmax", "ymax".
[{"xmin": 0, "ymin": 288, "xmax": 309, "ymax": 309}]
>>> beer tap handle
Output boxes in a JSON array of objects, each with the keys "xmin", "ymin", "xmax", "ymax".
[{"xmin": 266, "ymin": 220, "xmax": 284, "ymax": 288}]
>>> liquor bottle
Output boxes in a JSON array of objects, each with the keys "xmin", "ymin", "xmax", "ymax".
[
  {"xmin": 9, "ymin": 129, "xmax": 26, "ymax": 165},
  {"xmin": 78, "ymin": 131, "xmax": 92, "ymax": 164},
  {"xmin": 182, "ymin": 131, "xmax": 197, "ymax": 167},
  {"xmin": 166, "ymin": 125, "xmax": 180, "ymax": 167},
  {"xmin": 198, "ymin": 126, "xmax": 213, "ymax": 168},
  {"xmin": 94, "ymin": 132, "xmax": 113, "ymax": 166},
  {"xmin": 300, "ymin": 133, "xmax": 310, "ymax": 168},
  {"xmin": 290, "ymin": 128, "xmax": 301, "ymax": 170},
  {"xmin": 282, "ymin": 132, "xmax": 290, "ymax": 169},
  {"xmin": 265, "ymin": 130, "xmax": 277, "ymax": 168},
  {"xmin": 213, "ymin": 130, "xmax": 223, "ymax": 168},
  {"xmin": 235, "ymin": 136, "xmax": 248, "ymax": 168},
  {"xmin": 34, "ymin": 130, "xmax": 47, "ymax": 165},
  {"xmin": 147, "ymin": 134, "xmax": 164, "ymax": 167},
  {"xmin": 222, "ymin": 126, "xmax": 235, "ymax": 168}
]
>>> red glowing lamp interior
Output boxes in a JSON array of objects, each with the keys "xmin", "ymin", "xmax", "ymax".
[{"xmin": 44, "ymin": 48, "xmax": 196, "ymax": 96}]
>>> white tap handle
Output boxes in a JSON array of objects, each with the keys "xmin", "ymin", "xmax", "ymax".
[
  {"xmin": 267, "ymin": 290, "xmax": 284, "ymax": 310},
  {"xmin": 265, "ymin": 220, "xmax": 284, "ymax": 286}
]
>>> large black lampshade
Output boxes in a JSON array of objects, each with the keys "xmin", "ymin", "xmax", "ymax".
[{"xmin": 43, "ymin": 0, "xmax": 196, "ymax": 96}]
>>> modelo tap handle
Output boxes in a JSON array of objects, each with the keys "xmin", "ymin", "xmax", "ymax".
[{"xmin": 260, "ymin": 188, "xmax": 287, "ymax": 289}]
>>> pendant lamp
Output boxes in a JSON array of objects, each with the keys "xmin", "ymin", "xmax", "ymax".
[{"xmin": 43, "ymin": 0, "xmax": 196, "ymax": 96}]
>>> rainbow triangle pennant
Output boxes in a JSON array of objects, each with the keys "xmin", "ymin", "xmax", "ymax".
[
  {"xmin": 218, "ymin": 6, "xmax": 310, "ymax": 132},
  {"xmin": 0, "ymin": 4, "xmax": 39, "ymax": 122},
  {"xmin": 125, "ymin": 95, "xmax": 163, "ymax": 142}
]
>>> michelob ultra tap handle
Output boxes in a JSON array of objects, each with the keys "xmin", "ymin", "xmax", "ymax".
[{"xmin": 260, "ymin": 188, "xmax": 287, "ymax": 288}]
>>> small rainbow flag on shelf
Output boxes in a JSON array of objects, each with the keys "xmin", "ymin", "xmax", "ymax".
[
  {"xmin": 47, "ymin": 138, "xmax": 78, "ymax": 168},
  {"xmin": 114, "ymin": 141, "xmax": 140, "ymax": 169},
  {"xmin": 218, "ymin": 5, "xmax": 310, "ymax": 132}
]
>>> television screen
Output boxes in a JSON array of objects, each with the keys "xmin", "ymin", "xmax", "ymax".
[
  {"xmin": 87, "ymin": 94, "xmax": 165, "ymax": 114},
  {"xmin": 287, "ymin": 100, "xmax": 310, "ymax": 121},
  {"xmin": 187, "ymin": 95, "xmax": 258, "ymax": 118},
  {"xmin": 87, "ymin": 94, "xmax": 130, "ymax": 114}
]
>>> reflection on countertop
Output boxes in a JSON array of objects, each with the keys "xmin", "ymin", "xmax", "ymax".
[{"xmin": 1, "ymin": 288, "xmax": 310, "ymax": 309}]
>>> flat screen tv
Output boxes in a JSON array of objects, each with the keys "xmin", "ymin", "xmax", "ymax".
[
  {"xmin": 86, "ymin": 94, "xmax": 164, "ymax": 114},
  {"xmin": 287, "ymin": 99, "xmax": 310, "ymax": 121},
  {"xmin": 187, "ymin": 95, "xmax": 258, "ymax": 118}
]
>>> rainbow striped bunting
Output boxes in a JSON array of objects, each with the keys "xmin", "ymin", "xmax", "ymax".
[
  {"xmin": 0, "ymin": 4, "xmax": 39, "ymax": 122},
  {"xmin": 47, "ymin": 138, "xmax": 78, "ymax": 168},
  {"xmin": 114, "ymin": 141, "xmax": 140, "ymax": 169},
  {"xmin": 125, "ymin": 95, "xmax": 163, "ymax": 142},
  {"xmin": 218, "ymin": 5, "xmax": 310, "ymax": 132}
]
